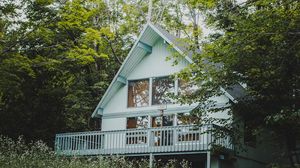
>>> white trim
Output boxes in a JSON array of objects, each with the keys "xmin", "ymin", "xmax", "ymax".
[
  {"xmin": 174, "ymin": 79, "xmax": 179, "ymax": 96},
  {"xmin": 149, "ymin": 77, "xmax": 153, "ymax": 106},
  {"xmin": 92, "ymin": 24, "xmax": 150, "ymax": 117},
  {"xmin": 220, "ymin": 87, "xmax": 238, "ymax": 103},
  {"xmin": 102, "ymin": 105, "xmax": 196, "ymax": 119}
]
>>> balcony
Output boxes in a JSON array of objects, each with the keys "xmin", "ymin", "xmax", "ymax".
[{"xmin": 55, "ymin": 124, "xmax": 233, "ymax": 156}]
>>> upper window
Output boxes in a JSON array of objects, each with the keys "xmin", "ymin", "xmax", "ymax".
[
  {"xmin": 178, "ymin": 79, "xmax": 196, "ymax": 96},
  {"xmin": 152, "ymin": 77, "xmax": 175, "ymax": 105},
  {"xmin": 128, "ymin": 79, "xmax": 149, "ymax": 107}
]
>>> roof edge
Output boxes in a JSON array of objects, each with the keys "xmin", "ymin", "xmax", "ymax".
[{"xmin": 91, "ymin": 23, "xmax": 151, "ymax": 118}]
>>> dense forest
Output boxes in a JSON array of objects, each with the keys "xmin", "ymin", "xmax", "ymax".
[
  {"xmin": 0, "ymin": 1, "xmax": 299, "ymax": 166},
  {"xmin": 0, "ymin": 0, "xmax": 207, "ymax": 146}
]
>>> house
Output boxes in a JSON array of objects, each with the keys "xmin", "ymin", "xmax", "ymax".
[{"xmin": 55, "ymin": 22, "xmax": 274, "ymax": 168}]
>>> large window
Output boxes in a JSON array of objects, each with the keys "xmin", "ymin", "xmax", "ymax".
[
  {"xmin": 128, "ymin": 79, "xmax": 149, "ymax": 107},
  {"xmin": 152, "ymin": 77, "xmax": 175, "ymax": 105},
  {"xmin": 127, "ymin": 76, "xmax": 195, "ymax": 108}
]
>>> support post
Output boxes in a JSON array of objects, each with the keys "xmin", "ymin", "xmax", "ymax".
[
  {"xmin": 149, "ymin": 153, "xmax": 154, "ymax": 168},
  {"xmin": 207, "ymin": 151, "xmax": 211, "ymax": 168}
]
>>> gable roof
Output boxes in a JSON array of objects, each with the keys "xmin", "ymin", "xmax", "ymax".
[
  {"xmin": 221, "ymin": 84, "xmax": 247, "ymax": 103},
  {"xmin": 92, "ymin": 22, "xmax": 192, "ymax": 118},
  {"xmin": 92, "ymin": 22, "xmax": 246, "ymax": 118}
]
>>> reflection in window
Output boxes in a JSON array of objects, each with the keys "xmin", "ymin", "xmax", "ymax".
[
  {"xmin": 152, "ymin": 77, "xmax": 175, "ymax": 105},
  {"xmin": 178, "ymin": 79, "xmax": 196, "ymax": 96},
  {"xmin": 128, "ymin": 80, "xmax": 149, "ymax": 107},
  {"xmin": 127, "ymin": 116, "xmax": 149, "ymax": 129},
  {"xmin": 152, "ymin": 115, "xmax": 174, "ymax": 127}
]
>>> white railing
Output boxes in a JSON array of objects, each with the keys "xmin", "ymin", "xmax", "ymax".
[{"xmin": 55, "ymin": 125, "xmax": 233, "ymax": 156}]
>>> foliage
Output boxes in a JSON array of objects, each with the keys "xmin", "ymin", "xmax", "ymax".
[
  {"xmin": 0, "ymin": 0, "xmax": 146, "ymax": 145},
  {"xmin": 0, "ymin": 136, "xmax": 190, "ymax": 168},
  {"xmin": 176, "ymin": 0, "xmax": 300, "ymax": 166}
]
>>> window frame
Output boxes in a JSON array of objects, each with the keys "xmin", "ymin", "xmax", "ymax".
[{"xmin": 127, "ymin": 75, "xmax": 181, "ymax": 108}]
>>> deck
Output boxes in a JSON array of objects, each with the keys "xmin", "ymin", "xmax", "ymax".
[{"xmin": 55, "ymin": 124, "xmax": 233, "ymax": 156}]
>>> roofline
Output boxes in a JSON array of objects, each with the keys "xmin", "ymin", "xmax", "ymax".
[{"xmin": 91, "ymin": 24, "xmax": 151, "ymax": 118}]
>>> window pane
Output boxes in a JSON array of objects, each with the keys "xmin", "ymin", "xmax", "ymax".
[
  {"xmin": 152, "ymin": 77, "xmax": 175, "ymax": 105},
  {"xmin": 178, "ymin": 79, "xmax": 196, "ymax": 96},
  {"xmin": 152, "ymin": 115, "xmax": 174, "ymax": 127},
  {"xmin": 127, "ymin": 116, "xmax": 149, "ymax": 129},
  {"xmin": 128, "ymin": 79, "xmax": 149, "ymax": 107}
]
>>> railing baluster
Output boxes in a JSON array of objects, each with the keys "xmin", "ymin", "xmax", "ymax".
[
  {"xmin": 98, "ymin": 133, "xmax": 101, "ymax": 150},
  {"xmin": 66, "ymin": 136, "xmax": 69, "ymax": 151},
  {"xmin": 91, "ymin": 135, "xmax": 94, "ymax": 151},
  {"xmin": 95, "ymin": 134, "xmax": 97, "ymax": 151},
  {"xmin": 114, "ymin": 131, "xmax": 117, "ymax": 154},
  {"xmin": 64, "ymin": 136, "xmax": 67, "ymax": 151},
  {"xmin": 71, "ymin": 136, "xmax": 73, "ymax": 152}
]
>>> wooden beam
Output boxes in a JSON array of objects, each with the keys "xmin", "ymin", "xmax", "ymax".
[
  {"xmin": 96, "ymin": 108, "xmax": 103, "ymax": 116},
  {"xmin": 137, "ymin": 41, "xmax": 152, "ymax": 53},
  {"xmin": 116, "ymin": 75, "xmax": 127, "ymax": 85}
]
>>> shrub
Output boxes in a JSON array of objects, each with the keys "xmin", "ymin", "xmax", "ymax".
[{"xmin": 0, "ymin": 136, "xmax": 190, "ymax": 168}]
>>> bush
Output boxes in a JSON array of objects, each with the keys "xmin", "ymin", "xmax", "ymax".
[{"xmin": 0, "ymin": 136, "xmax": 190, "ymax": 168}]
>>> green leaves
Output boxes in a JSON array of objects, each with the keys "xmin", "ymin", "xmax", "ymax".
[
  {"xmin": 58, "ymin": 0, "xmax": 93, "ymax": 31},
  {"xmin": 177, "ymin": 0, "xmax": 300, "ymax": 163},
  {"xmin": 0, "ymin": 0, "xmax": 131, "ymax": 145}
]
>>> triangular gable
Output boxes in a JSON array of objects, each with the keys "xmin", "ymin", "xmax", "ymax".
[{"xmin": 92, "ymin": 22, "xmax": 192, "ymax": 118}]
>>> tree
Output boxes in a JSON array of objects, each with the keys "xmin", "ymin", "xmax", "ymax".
[
  {"xmin": 175, "ymin": 0, "xmax": 300, "ymax": 166},
  {"xmin": 0, "ymin": 0, "xmax": 147, "ymax": 145}
]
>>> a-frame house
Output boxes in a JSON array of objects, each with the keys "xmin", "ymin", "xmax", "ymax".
[{"xmin": 55, "ymin": 22, "xmax": 271, "ymax": 168}]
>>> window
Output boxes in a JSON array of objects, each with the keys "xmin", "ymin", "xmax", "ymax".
[
  {"xmin": 178, "ymin": 79, "xmax": 196, "ymax": 96},
  {"xmin": 126, "ymin": 116, "xmax": 148, "ymax": 145},
  {"xmin": 152, "ymin": 77, "xmax": 175, "ymax": 105},
  {"xmin": 128, "ymin": 79, "xmax": 149, "ymax": 107},
  {"xmin": 127, "ymin": 116, "xmax": 149, "ymax": 129},
  {"xmin": 152, "ymin": 115, "xmax": 174, "ymax": 127}
]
